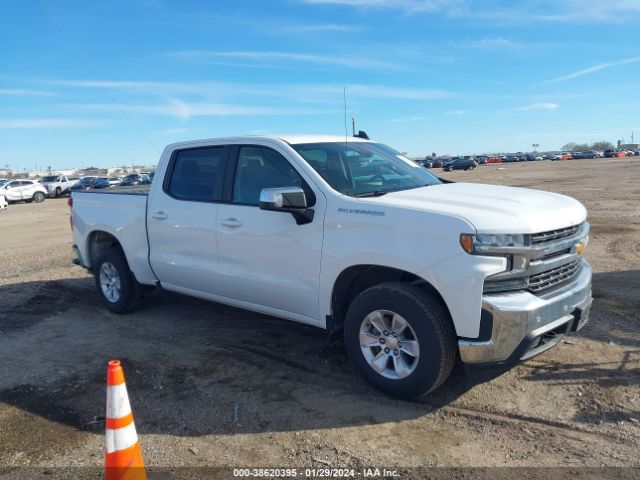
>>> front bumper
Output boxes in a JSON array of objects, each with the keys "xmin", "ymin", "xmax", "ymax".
[{"xmin": 459, "ymin": 259, "xmax": 592, "ymax": 369}]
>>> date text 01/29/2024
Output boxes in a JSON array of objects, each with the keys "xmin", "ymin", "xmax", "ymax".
[{"xmin": 232, "ymin": 468, "xmax": 399, "ymax": 477}]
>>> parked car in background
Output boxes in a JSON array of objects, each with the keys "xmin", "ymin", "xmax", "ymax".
[
  {"xmin": 69, "ymin": 176, "xmax": 110, "ymax": 191},
  {"xmin": 415, "ymin": 159, "xmax": 434, "ymax": 169},
  {"xmin": 40, "ymin": 174, "xmax": 75, "ymax": 197},
  {"xmin": 107, "ymin": 176, "xmax": 123, "ymax": 187},
  {"xmin": 571, "ymin": 152, "xmax": 584, "ymax": 160},
  {"xmin": 475, "ymin": 156, "xmax": 487, "ymax": 165},
  {"xmin": 0, "ymin": 178, "xmax": 7, "ymax": 186},
  {"xmin": 581, "ymin": 151, "xmax": 597, "ymax": 159},
  {"xmin": 121, "ymin": 173, "xmax": 151, "ymax": 186},
  {"xmin": 604, "ymin": 149, "xmax": 616, "ymax": 158},
  {"xmin": 0, "ymin": 179, "xmax": 47, "ymax": 203},
  {"xmin": 486, "ymin": 156, "xmax": 502, "ymax": 164},
  {"xmin": 443, "ymin": 157, "xmax": 478, "ymax": 171}
]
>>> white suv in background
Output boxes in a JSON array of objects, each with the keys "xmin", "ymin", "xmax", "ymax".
[{"xmin": 0, "ymin": 179, "xmax": 48, "ymax": 203}]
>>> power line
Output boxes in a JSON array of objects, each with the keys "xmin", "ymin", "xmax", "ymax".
[{"xmin": 39, "ymin": 0, "xmax": 160, "ymax": 154}]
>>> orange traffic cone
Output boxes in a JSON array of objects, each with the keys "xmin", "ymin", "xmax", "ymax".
[{"xmin": 105, "ymin": 360, "xmax": 147, "ymax": 480}]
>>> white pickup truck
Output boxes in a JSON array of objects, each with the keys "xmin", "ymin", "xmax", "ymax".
[
  {"xmin": 40, "ymin": 174, "xmax": 75, "ymax": 197},
  {"xmin": 70, "ymin": 135, "xmax": 592, "ymax": 398}
]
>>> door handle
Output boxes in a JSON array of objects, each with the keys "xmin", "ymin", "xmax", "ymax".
[
  {"xmin": 220, "ymin": 217, "xmax": 243, "ymax": 228},
  {"xmin": 151, "ymin": 211, "xmax": 168, "ymax": 221}
]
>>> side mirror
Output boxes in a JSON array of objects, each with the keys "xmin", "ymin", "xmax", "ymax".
[{"xmin": 259, "ymin": 187, "xmax": 314, "ymax": 225}]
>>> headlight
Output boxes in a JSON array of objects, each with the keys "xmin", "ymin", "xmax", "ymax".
[
  {"xmin": 475, "ymin": 233, "xmax": 525, "ymax": 248},
  {"xmin": 460, "ymin": 233, "xmax": 525, "ymax": 254}
]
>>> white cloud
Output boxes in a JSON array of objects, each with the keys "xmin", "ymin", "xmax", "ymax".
[
  {"xmin": 514, "ymin": 103, "xmax": 559, "ymax": 111},
  {"xmin": 70, "ymin": 101, "xmax": 335, "ymax": 120},
  {"xmin": 0, "ymin": 88, "xmax": 57, "ymax": 96},
  {"xmin": 0, "ymin": 118, "xmax": 108, "ymax": 128},
  {"xmin": 45, "ymin": 78, "xmax": 456, "ymax": 102},
  {"xmin": 387, "ymin": 115, "xmax": 426, "ymax": 123},
  {"xmin": 304, "ymin": 0, "xmax": 640, "ymax": 22},
  {"xmin": 158, "ymin": 127, "xmax": 188, "ymax": 135},
  {"xmin": 168, "ymin": 50, "xmax": 403, "ymax": 71},
  {"xmin": 543, "ymin": 56, "xmax": 640, "ymax": 83},
  {"xmin": 303, "ymin": 0, "xmax": 640, "ymax": 21},
  {"xmin": 471, "ymin": 37, "xmax": 518, "ymax": 49},
  {"xmin": 444, "ymin": 109, "xmax": 467, "ymax": 115},
  {"xmin": 282, "ymin": 23, "xmax": 359, "ymax": 33},
  {"xmin": 302, "ymin": 0, "xmax": 465, "ymax": 13}
]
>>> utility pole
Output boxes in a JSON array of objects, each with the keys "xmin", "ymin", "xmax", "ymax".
[{"xmin": 352, "ymin": 116, "xmax": 356, "ymax": 137}]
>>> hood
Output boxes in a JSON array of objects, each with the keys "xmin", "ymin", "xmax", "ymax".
[{"xmin": 367, "ymin": 182, "xmax": 587, "ymax": 234}]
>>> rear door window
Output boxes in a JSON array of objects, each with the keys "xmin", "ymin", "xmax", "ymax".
[{"xmin": 166, "ymin": 146, "xmax": 227, "ymax": 202}]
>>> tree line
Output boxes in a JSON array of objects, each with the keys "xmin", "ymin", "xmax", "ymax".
[{"xmin": 561, "ymin": 141, "xmax": 614, "ymax": 152}]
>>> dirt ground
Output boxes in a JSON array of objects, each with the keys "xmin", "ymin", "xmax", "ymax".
[{"xmin": 0, "ymin": 157, "xmax": 638, "ymax": 478}]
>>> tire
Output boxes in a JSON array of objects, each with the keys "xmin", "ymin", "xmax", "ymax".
[
  {"xmin": 55, "ymin": 187, "xmax": 61, "ymax": 197},
  {"xmin": 33, "ymin": 191, "xmax": 45, "ymax": 203},
  {"xmin": 344, "ymin": 282, "xmax": 456, "ymax": 400},
  {"xmin": 94, "ymin": 248, "xmax": 145, "ymax": 314}
]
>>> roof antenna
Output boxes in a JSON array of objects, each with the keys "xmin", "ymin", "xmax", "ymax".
[{"xmin": 343, "ymin": 86, "xmax": 348, "ymax": 153}]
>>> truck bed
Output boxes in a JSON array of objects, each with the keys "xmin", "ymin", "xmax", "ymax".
[
  {"xmin": 79, "ymin": 185, "xmax": 151, "ymax": 195},
  {"xmin": 72, "ymin": 186, "xmax": 155, "ymax": 284}
]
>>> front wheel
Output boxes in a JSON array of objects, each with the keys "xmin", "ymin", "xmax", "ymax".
[
  {"xmin": 344, "ymin": 282, "xmax": 457, "ymax": 400},
  {"xmin": 94, "ymin": 248, "xmax": 145, "ymax": 314},
  {"xmin": 33, "ymin": 191, "xmax": 45, "ymax": 203}
]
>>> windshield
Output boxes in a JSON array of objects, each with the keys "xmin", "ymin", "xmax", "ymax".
[
  {"xmin": 80, "ymin": 177, "xmax": 95, "ymax": 183},
  {"xmin": 41, "ymin": 176, "xmax": 58, "ymax": 182},
  {"xmin": 292, "ymin": 142, "xmax": 441, "ymax": 196}
]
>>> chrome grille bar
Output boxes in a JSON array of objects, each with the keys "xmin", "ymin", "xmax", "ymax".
[
  {"xmin": 532, "ymin": 224, "xmax": 582, "ymax": 244},
  {"xmin": 527, "ymin": 259, "xmax": 582, "ymax": 293}
]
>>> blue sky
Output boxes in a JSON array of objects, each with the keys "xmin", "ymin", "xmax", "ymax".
[{"xmin": 1, "ymin": 0, "xmax": 639, "ymax": 170}]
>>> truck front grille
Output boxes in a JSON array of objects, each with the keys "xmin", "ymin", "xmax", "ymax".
[
  {"xmin": 531, "ymin": 223, "xmax": 582, "ymax": 244},
  {"xmin": 527, "ymin": 259, "xmax": 582, "ymax": 293}
]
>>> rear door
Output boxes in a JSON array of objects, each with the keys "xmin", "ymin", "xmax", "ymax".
[
  {"xmin": 22, "ymin": 181, "xmax": 36, "ymax": 198},
  {"xmin": 147, "ymin": 145, "xmax": 230, "ymax": 294},
  {"xmin": 215, "ymin": 144, "xmax": 325, "ymax": 322}
]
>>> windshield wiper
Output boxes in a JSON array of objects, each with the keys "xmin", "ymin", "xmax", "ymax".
[{"xmin": 355, "ymin": 190, "xmax": 389, "ymax": 197}]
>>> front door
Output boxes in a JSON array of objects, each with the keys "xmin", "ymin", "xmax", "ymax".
[
  {"xmin": 147, "ymin": 145, "xmax": 229, "ymax": 294},
  {"xmin": 216, "ymin": 145, "xmax": 325, "ymax": 323},
  {"xmin": 4, "ymin": 181, "xmax": 23, "ymax": 201}
]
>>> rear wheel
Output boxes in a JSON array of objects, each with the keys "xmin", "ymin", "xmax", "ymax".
[
  {"xmin": 94, "ymin": 248, "xmax": 144, "ymax": 314},
  {"xmin": 55, "ymin": 187, "xmax": 61, "ymax": 197},
  {"xmin": 33, "ymin": 191, "xmax": 45, "ymax": 203},
  {"xmin": 344, "ymin": 282, "xmax": 456, "ymax": 400}
]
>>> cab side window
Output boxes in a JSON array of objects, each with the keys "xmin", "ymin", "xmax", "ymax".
[
  {"xmin": 232, "ymin": 146, "xmax": 312, "ymax": 205},
  {"xmin": 167, "ymin": 147, "xmax": 226, "ymax": 202}
]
